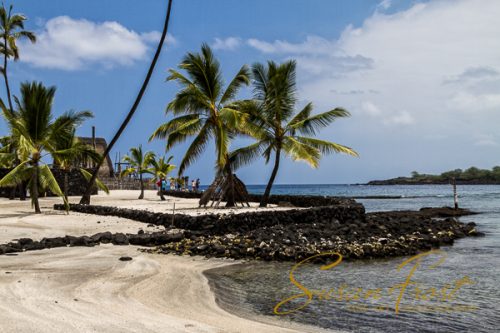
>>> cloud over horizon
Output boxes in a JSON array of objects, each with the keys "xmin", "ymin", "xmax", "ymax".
[
  {"xmin": 242, "ymin": 0, "xmax": 500, "ymax": 134},
  {"xmin": 209, "ymin": 0, "xmax": 500, "ymax": 176},
  {"xmin": 20, "ymin": 16, "xmax": 171, "ymax": 70}
]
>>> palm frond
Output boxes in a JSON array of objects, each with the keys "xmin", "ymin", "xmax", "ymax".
[
  {"xmin": 295, "ymin": 136, "xmax": 359, "ymax": 157},
  {"xmin": 178, "ymin": 123, "xmax": 211, "ymax": 175},
  {"xmin": 38, "ymin": 164, "xmax": 68, "ymax": 209},
  {"xmin": 219, "ymin": 107, "xmax": 249, "ymax": 131},
  {"xmin": 215, "ymin": 123, "xmax": 229, "ymax": 170},
  {"xmin": 229, "ymin": 141, "xmax": 267, "ymax": 170},
  {"xmin": 80, "ymin": 168, "xmax": 110, "ymax": 194},
  {"xmin": 149, "ymin": 114, "xmax": 200, "ymax": 141},
  {"xmin": 251, "ymin": 62, "xmax": 269, "ymax": 101},
  {"xmin": 282, "ymin": 136, "xmax": 321, "ymax": 168},
  {"xmin": 220, "ymin": 65, "xmax": 250, "ymax": 105},
  {"xmin": 120, "ymin": 166, "xmax": 137, "ymax": 178},
  {"xmin": 287, "ymin": 102, "xmax": 313, "ymax": 129},
  {"xmin": 165, "ymin": 118, "xmax": 204, "ymax": 150},
  {"xmin": 0, "ymin": 160, "xmax": 30, "ymax": 186},
  {"xmin": 289, "ymin": 108, "xmax": 351, "ymax": 136}
]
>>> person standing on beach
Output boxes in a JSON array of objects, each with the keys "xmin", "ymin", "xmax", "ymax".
[{"xmin": 195, "ymin": 178, "xmax": 200, "ymax": 192}]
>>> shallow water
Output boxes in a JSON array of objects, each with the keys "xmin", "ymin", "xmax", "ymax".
[{"xmin": 205, "ymin": 185, "xmax": 500, "ymax": 332}]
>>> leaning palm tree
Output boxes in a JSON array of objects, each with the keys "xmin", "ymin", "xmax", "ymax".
[
  {"xmin": 0, "ymin": 81, "xmax": 92, "ymax": 213},
  {"xmin": 0, "ymin": 4, "xmax": 36, "ymax": 112},
  {"xmin": 145, "ymin": 154, "xmax": 175, "ymax": 201},
  {"xmin": 231, "ymin": 60, "xmax": 358, "ymax": 207},
  {"xmin": 52, "ymin": 129, "xmax": 109, "ymax": 200},
  {"xmin": 120, "ymin": 145, "xmax": 155, "ymax": 199},
  {"xmin": 80, "ymin": 0, "xmax": 173, "ymax": 205},
  {"xmin": 150, "ymin": 43, "xmax": 250, "ymax": 207}
]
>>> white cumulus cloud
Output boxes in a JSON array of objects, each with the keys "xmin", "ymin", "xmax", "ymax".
[
  {"xmin": 361, "ymin": 101, "xmax": 382, "ymax": 116},
  {"xmin": 243, "ymin": 0, "xmax": 500, "ymax": 175},
  {"xmin": 383, "ymin": 111, "xmax": 415, "ymax": 125},
  {"xmin": 20, "ymin": 16, "xmax": 167, "ymax": 70},
  {"xmin": 212, "ymin": 37, "xmax": 241, "ymax": 51}
]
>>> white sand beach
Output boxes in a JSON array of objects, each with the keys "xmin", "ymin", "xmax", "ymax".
[{"xmin": 0, "ymin": 191, "xmax": 328, "ymax": 333}]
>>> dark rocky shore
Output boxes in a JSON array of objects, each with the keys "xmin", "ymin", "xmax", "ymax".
[
  {"xmin": 146, "ymin": 209, "xmax": 482, "ymax": 261},
  {"xmin": 0, "ymin": 197, "xmax": 483, "ymax": 260}
]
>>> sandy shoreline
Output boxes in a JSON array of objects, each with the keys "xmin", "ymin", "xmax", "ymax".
[{"xmin": 0, "ymin": 191, "xmax": 329, "ymax": 333}]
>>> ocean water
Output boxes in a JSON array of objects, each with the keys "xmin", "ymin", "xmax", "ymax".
[{"xmin": 205, "ymin": 185, "xmax": 500, "ymax": 332}]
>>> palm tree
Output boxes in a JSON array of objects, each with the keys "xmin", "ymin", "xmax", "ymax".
[
  {"xmin": 80, "ymin": 0, "xmax": 173, "ymax": 205},
  {"xmin": 145, "ymin": 154, "xmax": 175, "ymax": 201},
  {"xmin": 0, "ymin": 81, "xmax": 92, "ymax": 213},
  {"xmin": 121, "ymin": 145, "xmax": 155, "ymax": 199},
  {"xmin": 231, "ymin": 60, "xmax": 358, "ymax": 207},
  {"xmin": 0, "ymin": 132, "xmax": 28, "ymax": 199},
  {"xmin": 0, "ymin": 4, "xmax": 36, "ymax": 112},
  {"xmin": 150, "ymin": 43, "xmax": 250, "ymax": 206},
  {"xmin": 52, "ymin": 129, "xmax": 109, "ymax": 200}
]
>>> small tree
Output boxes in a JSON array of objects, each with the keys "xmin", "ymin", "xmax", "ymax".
[
  {"xmin": 121, "ymin": 145, "xmax": 155, "ymax": 199},
  {"xmin": 0, "ymin": 82, "xmax": 91, "ymax": 213},
  {"xmin": 145, "ymin": 154, "xmax": 175, "ymax": 201}
]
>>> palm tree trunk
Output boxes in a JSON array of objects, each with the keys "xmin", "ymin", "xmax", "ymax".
[
  {"xmin": 32, "ymin": 162, "xmax": 41, "ymax": 214},
  {"xmin": 4, "ymin": 35, "xmax": 17, "ymax": 200},
  {"xmin": 260, "ymin": 148, "xmax": 281, "ymax": 207},
  {"xmin": 64, "ymin": 171, "xmax": 69, "ymax": 201},
  {"xmin": 79, "ymin": 0, "xmax": 174, "ymax": 205},
  {"xmin": 3, "ymin": 35, "xmax": 14, "ymax": 112},
  {"xmin": 19, "ymin": 181, "xmax": 26, "ymax": 200},
  {"xmin": 139, "ymin": 172, "xmax": 144, "ymax": 199},
  {"xmin": 224, "ymin": 162, "xmax": 236, "ymax": 207}
]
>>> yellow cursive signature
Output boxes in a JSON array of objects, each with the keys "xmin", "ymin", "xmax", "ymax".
[{"xmin": 273, "ymin": 250, "xmax": 476, "ymax": 315}]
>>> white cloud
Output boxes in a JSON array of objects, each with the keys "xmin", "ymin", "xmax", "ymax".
[
  {"xmin": 447, "ymin": 91, "xmax": 500, "ymax": 111},
  {"xmin": 361, "ymin": 101, "xmax": 381, "ymax": 116},
  {"xmin": 20, "ymin": 16, "xmax": 166, "ymax": 70},
  {"xmin": 247, "ymin": 0, "xmax": 500, "ymax": 134},
  {"xmin": 212, "ymin": 37, "xmax": 241, "ymax": 51},
  {"xmin": 383, "ymin": 111, "xmax": 415, "ymax": 125},
  {"xmin": 140, "ymin": 31, "xmax": 176, "ymax": 45},
  {"xmin": 247, "ymin": 36, "xmax": 337, "ymax": 55}
]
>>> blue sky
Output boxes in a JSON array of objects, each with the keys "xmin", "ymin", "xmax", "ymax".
[{"xmin": 1, "ymin": 0, "xmax": 499, "ymax": 184}]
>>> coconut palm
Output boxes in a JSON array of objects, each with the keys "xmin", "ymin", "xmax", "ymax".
[
  {"xmin": 0, "ymin": 133, "xmax": 27, "ymax": 199},
  {"xmin": 52, "ymin": 129, "xmax": 109, "ymax": 200},
  {"xmin": 80, "ymin": 0, "xmax": 173, "ymax": 205},
  {"xmin": 120, "ymin": 145, "xmax": 155, "ymax": 199},
  {"xmin": 150, "ymin": 43, "xmax": 250, "ymax": 206},
  {"xmin": 231, "ymin": 60, "xmax": 358, "ymax": 207},
  {"xmin": 0, "ymin": 4, "xmax": 36, "ymax": 112},
  {"xmin": 0, "ymin": 81, "xmax": 92, "ymax": 213},
  {"xmin": 145, "ymin": 154, "xmax": 175, "ymax": 201}
]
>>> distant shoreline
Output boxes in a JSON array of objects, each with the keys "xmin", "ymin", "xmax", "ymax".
[{"xmin": 365, "ymin": 179, "xmax": 500, "ymax": 185}]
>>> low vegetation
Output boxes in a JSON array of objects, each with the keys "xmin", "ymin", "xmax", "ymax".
[{"xmin": 368, "ymin": 167, "xmax": 500, "ymax": 185}]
